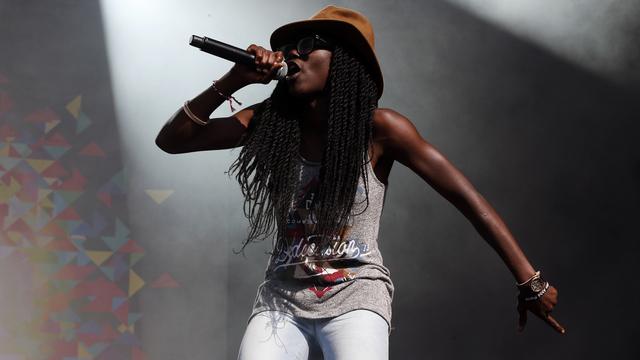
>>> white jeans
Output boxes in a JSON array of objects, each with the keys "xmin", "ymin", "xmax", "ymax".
[{"xmin": 237, "ymin": 309, "xmax": 389, "ymax": 360}]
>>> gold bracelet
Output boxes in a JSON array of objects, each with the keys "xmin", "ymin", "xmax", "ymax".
[
  {"xmin": 516, "ymin": 270, "xmax": 540, "ymax": 286},
  {"xmin": 182, "ymin": 100, "xmax": 208, "ymax": 126}
]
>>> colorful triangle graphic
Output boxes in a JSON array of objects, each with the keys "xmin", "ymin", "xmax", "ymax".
[
  {"xmin": 144, "ymin": 189, "xmax": 174, "ymax": 204},
  {"xmin": 128, "ymin": 270, "xmax": 144, "ymax": 297},
  {"xmin": 86, "ymin": 250, "xmax": 112, "ymax": 266},
  {"xmin": 66, "ymin": 95, "xmax": 82, "ymax": 119}
]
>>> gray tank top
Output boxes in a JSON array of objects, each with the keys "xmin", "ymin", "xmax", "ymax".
[{"xmin": 250, "ymin": 151, "xmax": 394, "ymax": 332}]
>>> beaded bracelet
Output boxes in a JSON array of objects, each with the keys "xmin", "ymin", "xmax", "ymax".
[
  {"xmin": 212, "ymin": 80, "xmax": 242, "ymax": 112},
  {"xmin": 522, "ymin": 281, "xmax": 550, "ymax": 302}
]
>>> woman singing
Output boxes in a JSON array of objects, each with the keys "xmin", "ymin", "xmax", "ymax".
[{"xmin": 155, "ymin": 5, "xmax": 565, "ymax": 360}]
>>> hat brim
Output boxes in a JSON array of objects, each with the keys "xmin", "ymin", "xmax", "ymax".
[{"xmin": 270, "ymin": 19, "xmax": 384, "ymax": 99}]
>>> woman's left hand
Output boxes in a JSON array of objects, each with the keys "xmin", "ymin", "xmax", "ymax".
[{"xmin": 517, "ymin": 284, "xmax": 566, "ymax": 334}]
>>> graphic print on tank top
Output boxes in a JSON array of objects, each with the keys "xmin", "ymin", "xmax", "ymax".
[{"xmin": 268, "ymin": 157, "xmax": 372, "ymax": 298}]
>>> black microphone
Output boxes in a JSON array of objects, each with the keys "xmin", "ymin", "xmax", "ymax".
[{"xmin": 189, "ymin": 35, "xmax": 290, "ymax": 80}]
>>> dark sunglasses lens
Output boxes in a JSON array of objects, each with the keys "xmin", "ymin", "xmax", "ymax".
[
  {"xmin": 297, "ymin": 37, "xmax": 315, "ymax": 56},
  {"xmin": 278, "ymin": 44, "xmax": 294, "ymax": 55}
]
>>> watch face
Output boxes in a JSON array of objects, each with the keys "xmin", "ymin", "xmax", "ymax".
[{"xmin": 530, "ymin": 278, "xmax": 545, "ymax": 292}]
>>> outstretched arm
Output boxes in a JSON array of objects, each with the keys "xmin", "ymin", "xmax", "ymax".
[{"xmin": 374, "ymin": 108, "xmax": 565, "ymax": 334}]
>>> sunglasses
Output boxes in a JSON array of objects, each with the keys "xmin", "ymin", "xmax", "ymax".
[{"xmin": 276, "ymin": 34, "xmax": 334, "ymax": 60}]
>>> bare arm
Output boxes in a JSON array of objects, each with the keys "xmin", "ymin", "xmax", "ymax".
[
  {"xmin": 374, "ymin": 108, "xmax": 565, "ymax": 334},
  {"xmin": 375, "ymin": 108, "xmax": 535, "ymax": 282},
  {"xmin": 155, "ymin": 73, "xmax": 255, "ymax": 154},
  {"xmin": 155, "ymin": 45, "xmax": 285, "ymax": 154}
]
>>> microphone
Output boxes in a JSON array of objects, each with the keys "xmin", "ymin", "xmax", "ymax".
[{"xmin": 189, "ymin": 35, "xmax": 290, "ymax": 80}]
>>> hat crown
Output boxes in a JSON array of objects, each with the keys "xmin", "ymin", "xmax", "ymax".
[
  {"xmin": 308, "ymin": 5, "xmax": 375, "ymax": 50},
  {"xmin": 270, "ymin": 5, "xmax": 384, "ymax": 99}
]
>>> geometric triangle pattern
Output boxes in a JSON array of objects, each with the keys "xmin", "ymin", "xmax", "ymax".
[
  {"xmin": 1, "ymin": 79, "xmax": 151, "ymax": 359},
  {"xmin": 150, "ymin": 272, "xmax": 180, "ymax": 288},
  {"xmin": 66, "ymin": 95, "xmax": 82, "ymax": 119},
  {"xmin": 144, "ymin": 189, "xmax": 174, "ymax": 205},
  {"xmin": 79, "ymin": 142, "xmax": 106, "ymax": 157},
  {"xmin": 97, "ymin": 170, "xmax": 126, "ymax": 208}
]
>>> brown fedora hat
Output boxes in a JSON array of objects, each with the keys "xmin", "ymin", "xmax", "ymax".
[{"xmin": 270, "ymin": 5, "xmax": 384, "ymax": 99}]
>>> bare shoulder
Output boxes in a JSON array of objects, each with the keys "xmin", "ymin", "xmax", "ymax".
[
  {"xmin": 372, "ymin": 107, "xmax": 422, "ymax": 145},
  {"xmin": 232, "ymin": 103, "xmax": 261, "ymax": 128}
]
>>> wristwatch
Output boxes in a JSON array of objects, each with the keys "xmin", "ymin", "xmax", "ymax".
[{"xmin": 529, "ymin": 277, "xmax": 547, "ymax": 293}]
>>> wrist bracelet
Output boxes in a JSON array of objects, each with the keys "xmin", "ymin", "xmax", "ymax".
[
  {"xmin": 522, "ymin": 281, "xmax": 549, "ymax": 301},
  {"xmin": 182, "ymin": 100, "xmax": 208, "ymax": 126},
  {"xmin": 212, "ymin": 80, "xmax": 242, "ymax": 112},
  {"xmin": 516, "ymin": 270, "xmax": 540, "ymax": 286}
]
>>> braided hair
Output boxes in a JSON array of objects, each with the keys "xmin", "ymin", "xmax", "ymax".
[{"xmin": 227, "ymin": 43, "xmax": 379, "ymax": 255}]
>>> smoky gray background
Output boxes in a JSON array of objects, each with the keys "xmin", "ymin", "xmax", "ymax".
[{"xmin": 2, "ymin": 0, "xmax": 639, "ymax": 359}]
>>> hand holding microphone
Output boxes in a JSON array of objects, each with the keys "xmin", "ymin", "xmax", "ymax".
[
  {"xmin": 235, "ymin": 44, "xmax": 286, "ymax": 85},
  {"xmin": 189, "ymin": 35, "xmax": 293, "ymax": 85}
]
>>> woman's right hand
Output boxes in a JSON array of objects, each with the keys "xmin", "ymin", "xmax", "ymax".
[
  {"xmin": 229, "ymin": 44, "xmax": 286, "ymax": 85},
  {"xmin": 517, "ymin": 284, "xmax": 566, "ymax": 334}
]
